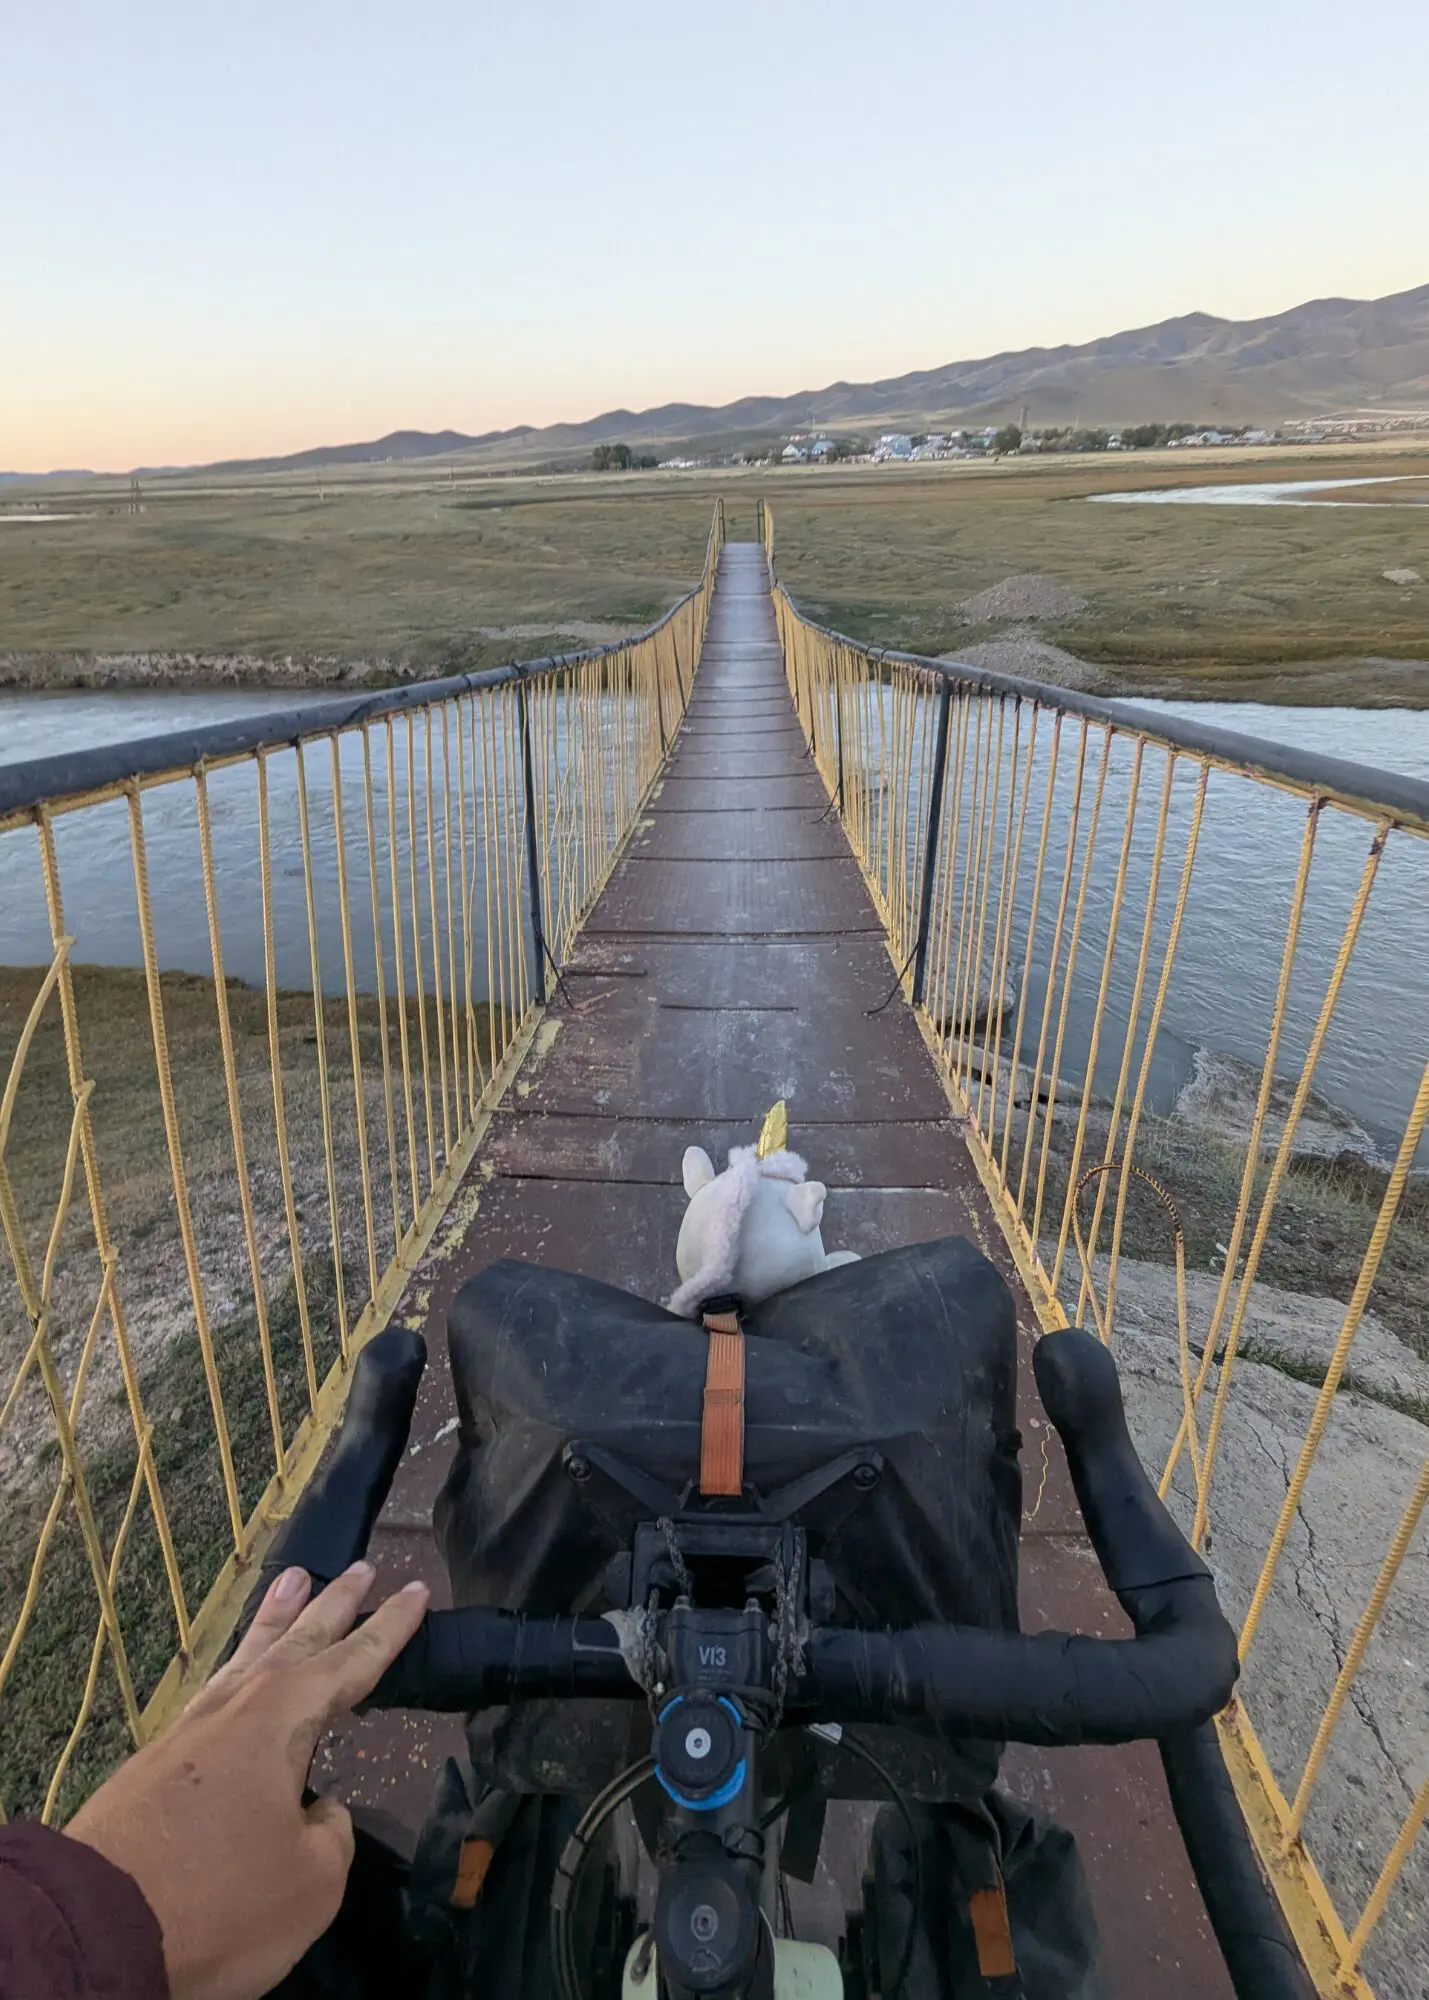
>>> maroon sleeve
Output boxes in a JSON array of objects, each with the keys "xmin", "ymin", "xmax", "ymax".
[{"xmin": 0, "ymin": 1823, "xmax": 169, "ymax": 2000}]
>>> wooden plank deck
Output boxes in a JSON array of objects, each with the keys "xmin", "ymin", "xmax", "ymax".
[{"xmin": 319, "ymin": 544, "xmax": 1230, "ymax": 1995}]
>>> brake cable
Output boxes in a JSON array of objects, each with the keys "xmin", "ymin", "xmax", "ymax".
[{"xmin": 551, "ymin": 1755, "xmax": 658, "ymax": 2000}]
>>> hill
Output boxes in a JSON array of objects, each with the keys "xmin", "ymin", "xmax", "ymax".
[
  {"xmin": 42, "ymin": 279, "xmax": 1424, "ymax": 480},
  {"xmin": 196, "ymin": 425, "xmax": 534, "ymax": 475}
]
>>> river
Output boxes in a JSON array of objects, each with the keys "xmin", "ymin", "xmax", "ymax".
[
  {"xmin": 1088, "ymin": 476, "xmax": 1428, "ymax": 507},
  {"xmin": 2, "ymin": 688, "xmax": 1428, "ymax": 1157},
  {"xmin": 0, "ymin": 688, "xmax": 516, "ymax": 1005}
]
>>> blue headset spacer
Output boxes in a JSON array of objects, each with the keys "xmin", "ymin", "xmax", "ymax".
[{"xmin": 654, "ymin": 1694, "xmax": 746, "ymax": 1812}]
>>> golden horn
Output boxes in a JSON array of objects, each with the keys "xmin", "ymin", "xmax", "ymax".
[{"xmin": 756, "ymin": 1100, "xmax": 788, "ymax": 1159}]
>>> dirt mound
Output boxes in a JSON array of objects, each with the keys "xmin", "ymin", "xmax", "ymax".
[
  {"xmin": 940, "ymin": 627, "xmax": 1103, "ymax": 693},
  {"xmin": 957, "ymin": 574, "xmax": 1087, "ymax": 623}
]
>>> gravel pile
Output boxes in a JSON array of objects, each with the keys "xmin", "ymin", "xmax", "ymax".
[
  {"xmin": 957, "ymin": 573, "xmax": 1087, "ymax": 623},
  {"xmin": 940, "ymin": 627, "xmax": 1104, "ymax": 693}
]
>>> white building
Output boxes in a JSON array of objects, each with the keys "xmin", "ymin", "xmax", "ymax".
[{"xmin": 873, "ymin": 433, "xmax": 914, "ymax": 461}]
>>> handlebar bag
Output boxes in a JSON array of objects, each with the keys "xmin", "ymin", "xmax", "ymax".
[{"xmin": 436, "ymin": 1235, "xmax": 1021, "ymax": 1802}]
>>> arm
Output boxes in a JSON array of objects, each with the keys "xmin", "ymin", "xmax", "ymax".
[
  {"xmin": 0, "ymin": 1819, "xmax": 167, "ymax": 2000},
  {"xmin": 61, "ymin": 1562, "xmax": 427, "ymax": 2000}
]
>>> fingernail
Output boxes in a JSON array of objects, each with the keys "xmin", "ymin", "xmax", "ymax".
[
  {"xmin": 399, "ymin": 1579, "xmax": 429, "ymax": 1598},
  {"xmin": 274, "ymin": 1566, "xmax": 310, "ymax": 1603},
  {"xmin": 344, "ymin": 1560, "xmax": 375, "ymax": 1582}
]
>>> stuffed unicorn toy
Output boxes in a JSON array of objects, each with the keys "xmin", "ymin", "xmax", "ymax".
[{"xmin": 668, "ymin": 1102, "xmax": 860, "ymax": 1317}]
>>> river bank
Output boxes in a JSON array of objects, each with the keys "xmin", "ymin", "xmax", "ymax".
[
  {"xmin": 1050, "ymin": 1251, "xmax": 1429, "ymax": 2000},
  {"xmin": 1018, "ymin": 1070, "xmax": 1429, "ymax": 1366},
  {"xmin": 7, "ymin": 631, "xmax": 1429, "ymax": 707}
]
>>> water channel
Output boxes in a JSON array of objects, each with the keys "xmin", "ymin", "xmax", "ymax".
[{"xmin": 2, "ymin": 687, "xmax": 1427, "ymax": 1159}]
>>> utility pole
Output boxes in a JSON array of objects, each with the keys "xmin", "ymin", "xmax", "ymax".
[{"xmin": 128, "ymin": 476, "xmax": 143, "ymax": 514}]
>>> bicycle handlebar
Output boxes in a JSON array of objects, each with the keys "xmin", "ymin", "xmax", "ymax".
[
  {"xmin": 359, "ymin": 1582, "xmax": 1235, "ymax": 1743},
  {"xmin": 251, "ymin": 1317, "xmax": 1313, "ymax": 1999},
  {"xmin": 356, "ymin": 1326, "xmax": 1235, "ymax": 1740}
]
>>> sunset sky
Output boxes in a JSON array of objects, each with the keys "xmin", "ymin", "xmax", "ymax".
[{"xmin": 4, "ymin": 0, "xmax": 1426, "ymax": 472}]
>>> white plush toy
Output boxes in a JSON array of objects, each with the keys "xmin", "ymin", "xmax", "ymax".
[{"xmin": 668, "ymin": 1102, "xmax": 860, "ymax": 1317}]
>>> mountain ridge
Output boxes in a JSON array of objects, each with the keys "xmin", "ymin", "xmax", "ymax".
[{"xmin": 9, "ymin": 281, "xmax": 1428, "ymax": 480}]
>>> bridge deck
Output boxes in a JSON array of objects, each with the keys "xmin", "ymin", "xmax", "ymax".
[{"xmin": 322, "ymin": 544, "xmax": 1229, "ymax": 1994}]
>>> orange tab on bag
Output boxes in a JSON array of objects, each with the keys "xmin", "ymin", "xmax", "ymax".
[
  {"xmin": 451, "ymin": 1837, "xmax": 495, "ymax": 1909},
  {"xmin": 968, "ymin": 1881, "xmax": 1017, "ymax": 1980},
  {"xmin": 699, "ymin": 1306, "xmax": 745, "ymax": 1497}
]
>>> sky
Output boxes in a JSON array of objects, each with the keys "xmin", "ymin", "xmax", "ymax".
[{"xmin": 3, "ymin": 0, "xmax": 1427, "ymax": 472}]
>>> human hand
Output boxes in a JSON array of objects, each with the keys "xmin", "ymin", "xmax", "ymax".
[{"xmin": 68, "ymin": 1561, "xmax": 429, "ymax": 2000}]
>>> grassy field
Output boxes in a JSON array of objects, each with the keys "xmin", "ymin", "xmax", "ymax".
[
  {"xmin": 0, "ymin": 962, "xmax": 502, "ymax": 1818},
  {"xmin": 0, "ymin": 473, "xmax": 723, "ymax": 679},
  {"xmin": 766, "ymin": 450, "xmax": 1429, "ymax": 702},
  {"xmin": 3, "ymin": 444, "xmax": 1427, "ymax": 700}
]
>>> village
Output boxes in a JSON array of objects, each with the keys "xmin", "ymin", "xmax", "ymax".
[{"xmin": 648, "ymin": 408, "xmax": 1427, "ymax": 472}]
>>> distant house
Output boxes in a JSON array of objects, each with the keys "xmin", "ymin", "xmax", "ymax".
[
  {"xmin": 873, "ymin": 433, "xmax": 914, "ymax": 461},
  {"xmin": 781, "ymin": 442, "xmax": 808, "ymax": 463},
  {"xmin": 810, "ymin": 437, "xmax": 836, "ymax": 460}
]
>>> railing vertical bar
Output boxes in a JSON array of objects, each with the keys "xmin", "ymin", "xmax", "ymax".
[
  {"xmin": 517, "ymin": 675, "xmax": 548, "ymax": 1008},
  {"xmin": 1015, "ymin": 719, "xmax": 1089, "ymax": 1219},
  {"xmin": 33, "ymin": 809, "xmax": 192, "ymax": 1656},
  {"xmin": 329, "ymin": 737, "xmax": 380, "ymax": 1306},
  {"xmin": 949, "ymin": 699, "xmax": 994, "ymax": 1078},
  {"xmin": 1185, "ymin": 803, "xmax": 1321, "ymax": 1534},
  {"xmin": 1094, "ymin": 766, "xmax": 1208, "ymax": 1336},
  {"xmin": 923, "ymin": 690, "xmax": 965, "ymax": 1041},
  {"xmin": 999, "ymin": 714, "xmax": 1063, "ymax": 1182},
  {"xmin": 440, "ymin": 705, "xmax": 465, "ymax": 1128},
  {"xmin": 194, "ymin": 769, "xmax": 288, "ymax": 1482},
  {"xmin": 956, "ymin": 695, "xmax": 1006, "ymax": 1092},
  {"xmin": 295, "ymin": 745, "xmax": 351, "ymax": 1360},
  {"xmin": 1030, "ymin": 728, "xmax": 1111, "ymax": 1254},
  {"xmin": 1072, "ymin": 752, "xmax": 1176, "ymax": 1312},
  {"xmin": 384, "ymin": 718, "xmax": 421, "ymax": 1224},
  {"xmin": 360, "ymin": 728, "xmax": 405, "ymax": 1254},
  {"xmin": 405, "ymin": 718, "xmax": 438, "ymax": 1190},
  {"xmin": 976, "ymin": 699, "xmax": 1029, "ymax": 1133},
  {"xmin": 1048, "ymin": 736, "xmax": 1144, "ymax": 1294},
  {"xmin": 257, "ymin": 754, "xmax": 319, "ymax": 1407},
  {"xmin": 128, "ymin": 785, "xmax": 249, "ymax": 1534},
  {"xmin": 422, "ymin": 710, "xmax": 454, "ymax": 1164},
  {"xmin": 911, "ymin": 683, "xmax": 954, "ymax": 1006}
]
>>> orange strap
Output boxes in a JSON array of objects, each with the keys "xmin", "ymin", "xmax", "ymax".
[
  {"xmin": 968, "ymin": 1881, "xmax": 1017, "ymax": 1980},
  {"xmin": 450, "ymin": 1837, "xmax": 495, "ymax": 1909},
  {"xmin": 699, "ymin": 1307, "xmax": 745, "ymax": 1497}
]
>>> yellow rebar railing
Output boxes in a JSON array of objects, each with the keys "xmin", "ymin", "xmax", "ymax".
[
  {"xmin": 0, "ymin": 501, "xmax": 724, "ymax": 1825},
  {"xmin": 766, "ymin": 508, "xmax": 1429, "ymax": 1998}
]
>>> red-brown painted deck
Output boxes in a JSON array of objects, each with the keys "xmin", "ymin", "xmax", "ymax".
[{"xmin": 318, "ymin": 544, "xmax": 1230, "ymax": 1994}]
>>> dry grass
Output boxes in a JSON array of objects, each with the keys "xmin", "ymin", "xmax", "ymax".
[
  {"xmin": 1014, "ymin": 1106, "xmax": 1429, "ymax": 1362},
  {"xmin": 0, "ymin": 962, "xmax": 503, "ymax": 1819},
  {"xmin": 2, "ymin": 446, "xmax": 1427, "ymax": 700},
  {"xmin": 0, "ymin": 477, "xmax": 720, "ymax": 675},
  {"xmin": 764, "ymin": 450, "xmax": 1429, "ymax": 702}
]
